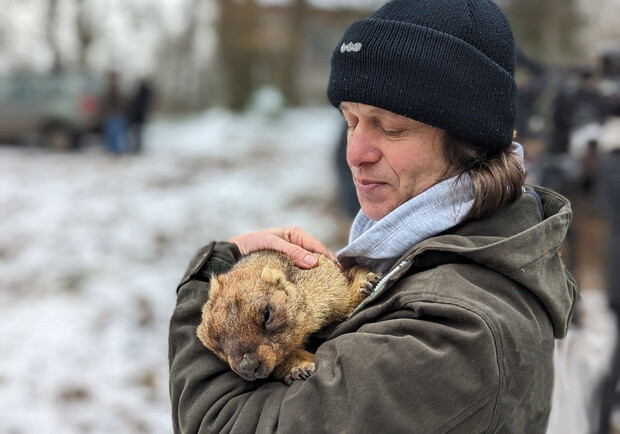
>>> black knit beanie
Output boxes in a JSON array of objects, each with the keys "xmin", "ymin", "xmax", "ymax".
[{"xmin": 327, "ymin": 0, "xmax": 516, "ymax": 151}]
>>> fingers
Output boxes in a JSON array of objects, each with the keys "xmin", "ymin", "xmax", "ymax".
[
  {"xmin": 229, "ymin": 227, "xmax": 333, "ymax": 269},
  {"xmin": 228, "ymin": 232, "xmax": 264, "ymax": 255},
  {"xmin": 278, "ymin": 227, "xmax": 336, "ymax": 261},
  {"xmin": 270, "ymin": 236, "xmax": 319, "ymax": 269}
]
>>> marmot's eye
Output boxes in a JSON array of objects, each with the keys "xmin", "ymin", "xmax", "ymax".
[
  {"xmin": 210, "ymin": 338, "xmax": 223, "ymax": 353},
  {"xmin": 262, "ymin": 307, "xmax": 272, "ymax": 325}
]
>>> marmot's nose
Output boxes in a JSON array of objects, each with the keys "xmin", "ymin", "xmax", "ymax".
[{"xmin": 239, "ymin": 354, "xmax": 261, "ymax": 375}]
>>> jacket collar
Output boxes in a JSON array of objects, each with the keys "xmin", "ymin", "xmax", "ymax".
[{"xmin": 355, "ymin": 186, "xmax": 578, "ymax": 338}]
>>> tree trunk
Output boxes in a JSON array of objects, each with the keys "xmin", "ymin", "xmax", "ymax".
[
  {"xmin": 75, "ymin": 0, "xmax": 95, "ymax": 71},
  {"xmin": 280, "ymin": 0, "xmax": 306, "ymax": 105},
  {"xmin": 506, "ymin": 0, "xmax": 582, "ymax": 64},
  {"xmin": 217, "ymin": 0, "xmax": 258, "ymax": 111},
  {"xmin": 46, "ymin": 0, "xmax": 63, "ymax": 73}
]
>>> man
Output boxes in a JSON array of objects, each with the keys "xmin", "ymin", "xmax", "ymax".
[{"xmin": 169, "ymin": 1, "xmax": 578, "ymax": 432}]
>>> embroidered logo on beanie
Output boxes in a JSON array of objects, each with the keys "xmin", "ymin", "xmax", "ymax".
[{"xmin": 340, "ymin": 42, "xmax": 363, "ymax": 53}]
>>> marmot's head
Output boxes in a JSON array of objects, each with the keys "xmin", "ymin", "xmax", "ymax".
[{"xmin": 197, "ymin": 266, "xmax": 300, "ymax": 381}]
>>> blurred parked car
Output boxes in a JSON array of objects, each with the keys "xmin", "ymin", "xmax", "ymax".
[{"xmin": 0, "ymin": 73, "xmax": 104, "ymax": 149}]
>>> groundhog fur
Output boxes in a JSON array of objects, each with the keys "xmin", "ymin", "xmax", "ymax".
[{"xmin": 196, "ymin": 250, "xmax": 380, "ymax": 385}]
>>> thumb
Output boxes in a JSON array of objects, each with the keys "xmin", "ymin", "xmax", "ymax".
[{"xmin": 274, "ymin": 239, "xmax": 318, "ymax": 269}]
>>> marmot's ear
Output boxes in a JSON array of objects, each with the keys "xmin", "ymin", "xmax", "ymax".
[
  {"xmin": 209, "ymin": 273, "xmax": 223, "ymax": 298},
  {"xmin": 260, "ymin": 267, "xmax": 286, "ymax": 286}
]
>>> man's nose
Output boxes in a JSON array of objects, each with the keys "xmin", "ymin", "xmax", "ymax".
[{"xmin": 346, "ymin": 124, "xmax": 381, "ymax": 168}]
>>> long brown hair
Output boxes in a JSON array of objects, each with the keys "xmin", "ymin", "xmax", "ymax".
[{"xmin": 442, "ymin": 132, "xmax": 525, "ymax": 220}]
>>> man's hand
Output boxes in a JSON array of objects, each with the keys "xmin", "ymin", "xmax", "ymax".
[{"xmin": 229, "ymin": 227, "xmax": 335, "ymax": 269}]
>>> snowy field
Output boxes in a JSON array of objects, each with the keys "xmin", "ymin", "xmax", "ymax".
[
  {"xmin": 0, "ymin": 102, "xmax": 350, "ymax": 433},
  {"xmin": 0, "ymin": 101, "xmax": 617, "ymax": 433}
]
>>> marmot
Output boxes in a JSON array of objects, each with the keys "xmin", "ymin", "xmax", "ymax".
[{"xmin": 197, "ymin": 250, "xmax": 380, "ymax": 385}]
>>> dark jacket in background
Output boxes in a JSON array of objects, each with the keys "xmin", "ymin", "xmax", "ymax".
[
  {"xmin": 601, "ymin": 150, "xmax": 620, "ymax": 314},
  {"xmin": 169, "ymin": 186, "xmax": 578, "ymax": 433},
  {"xmin": 128, "ymin": 80, "xmax": 153, "ymax": 125}
]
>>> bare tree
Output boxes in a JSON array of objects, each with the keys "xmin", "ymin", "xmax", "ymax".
[
  {"xmin": 75, "ymin": 0, "xmax": 96, "ymax": 71},
  {"xmin": 280, "ymin": 0, "xmax": 306, "ymax": 105},
  {"xmin": 153, "ymin": 0, "xmax": 214, "ymax": 110},
  {"xmin": 46, "ymin": 0, "xmax": 63, "ymax": 72},
  {"xmin": 577, "ymin": 0, "xmax": 620, "ymax": 59},
  {"xmin": 505, "ymin": 0, "xmax": 583, "ymax": 64},
  {"xmin": 217, "ymin": 0, "xmax": 259, "ymax": 111}
]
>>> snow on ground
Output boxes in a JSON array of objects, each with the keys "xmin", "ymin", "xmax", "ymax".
[
  {"xmin": 0, "ymin": 104, "xmax": 349, "ymax": 434},
  {"xmin": 547, "ymin": 289, "xmax": 618, "ymax": 434},
  {"xmin": 0, "ymin": 101, "xmax": 618, "ymax": 434}
]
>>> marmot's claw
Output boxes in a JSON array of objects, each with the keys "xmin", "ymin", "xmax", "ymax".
[
  {"xmin": 287, "ymin": 363, "xmax": 316, "ymax": 384},
  {"xmin": 359, "ymin": 272, "xmax": 383, "ymax": 297}
]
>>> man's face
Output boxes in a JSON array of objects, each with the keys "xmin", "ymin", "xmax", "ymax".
[{"xmin": 340, "ymin": 102, "xmax": 450, "ymax": 221}]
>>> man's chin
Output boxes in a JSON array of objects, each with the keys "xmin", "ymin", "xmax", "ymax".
[{"xmin": 359, "ymin": 202, "xmax": 395, "ymax": 221}]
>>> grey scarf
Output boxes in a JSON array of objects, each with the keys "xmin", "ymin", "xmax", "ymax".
[{"xmin": 337, "ymin": 175, "xmax": 474, "ymax": 273}]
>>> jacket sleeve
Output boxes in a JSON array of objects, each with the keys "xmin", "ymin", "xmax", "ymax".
[{"xmin": 169, "ymin": 244, "xmax": 501, "ymax": 433}]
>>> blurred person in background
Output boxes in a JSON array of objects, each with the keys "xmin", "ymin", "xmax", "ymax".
[
  {"xmin": 580, "ymin": 139, "xmax": 600, "ymax": 196},
  {"xmin": 598, "ymin": 112, "xmax": 620, "ymax": 433},
  {"xmin": 169, "ymin": 0, "xmax": 578, "ymax": 432},
  {"xmin": 572, "ymin": 69, "xmax": 607, "ymax": 130},
  {"xmin": 102, "ymin": 71, "xmax": 128, "ymax": 154},
  {"xmin": 127, "ymin": 78, "xmax": 154, "ymax": 154}
]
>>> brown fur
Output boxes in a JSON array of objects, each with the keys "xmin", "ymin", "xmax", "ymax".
[{"xmin": 196, "ymin": 250, "xmax": 378, "ymax": 385}]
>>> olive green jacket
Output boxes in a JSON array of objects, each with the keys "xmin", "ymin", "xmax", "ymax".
[{"xmin": 169, "ymin": 186, "xmax": 578, "ymax": 433}]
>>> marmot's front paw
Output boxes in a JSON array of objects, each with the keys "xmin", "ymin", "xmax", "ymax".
[
  {"xmin": 359, "ymin": 272, "xmax": 383, "ymax": 297},
  {"xmin": 284, "ymin": 362, "xmax": 315, "ymax": 385}
]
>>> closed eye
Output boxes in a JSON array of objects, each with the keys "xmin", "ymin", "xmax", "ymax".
[
  {"xmin": 262, "ymin": 306, "xmax": 272, "ymax": 326},
  {"xmin": 379, "ymin": 121, "xmax": 405, "ymax": 137},
  {"xmin": 383, "ymin": 128, "xmax": 403, "ymax": 137},
  {"xmin": 209, "ymin": 335, "xmax": 223, "ymax": 353}
]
